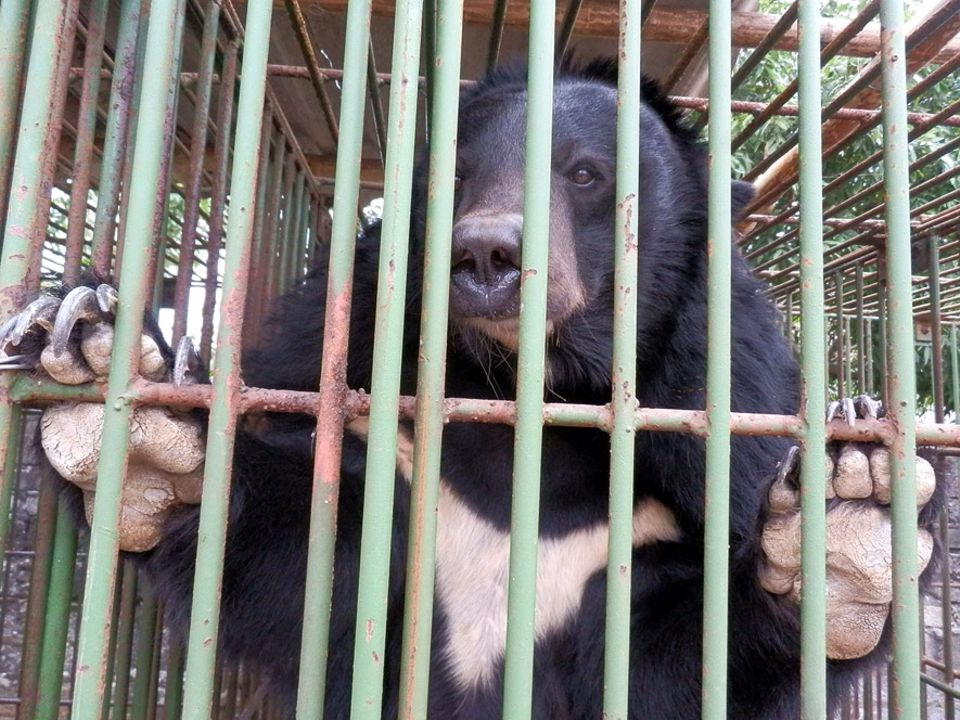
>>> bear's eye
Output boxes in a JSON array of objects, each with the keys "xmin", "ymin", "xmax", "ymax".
[
  {"xmin": 454, "ymin": 174, "xmax": 463, "ymax": 192},
  {"xmin": 569, "ymin": 167, "xmax": 596, "ymax": 186}
]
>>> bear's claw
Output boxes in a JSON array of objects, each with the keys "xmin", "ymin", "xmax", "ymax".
[
  {"xmin": 761, "ymin": 394, "xmax": 937, "ymax": 660},
  {"xmin": 0, "ymin": 285, "xmax": 206, "ymax": 552}
]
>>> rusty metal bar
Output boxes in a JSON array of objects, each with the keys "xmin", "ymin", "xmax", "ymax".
[
  {"xmin": 199, "ymin": 40, "xmax": 239, "ymax": 365},
  {"xmin": 16, "ymin": 481, "xmax": 58, "ymax": 720},
  {"xmin": 284, "ymin": 0, "xmax": 340, "ymax": 142},
  {"xmin": 90, "ymin": 0, "xmax": 143, "ymax": 278},
  {"xmin": 63, "ymin": 0, "xmax": 110, "ymax": 284},
  {"xmin": 34, "ymin": 500, "xmax": 78, "ymax": 720},
  {"xmin": 172, "ymin": 0, "xmax": 222, "ymax": 344},
  {"xmin": 367, "ymin": 41, "xmax": 388, "ymax": 167},
  {"xmin": 555, "ymin": 0, "xmax": 583, "ymax": 58},
  {"xmin": 108, "ymin": 559, "xmax": 139, "ymax": 720},
  {"xmin": 485, "ymin": 0, "xmax": 509, "ymax": 71}
]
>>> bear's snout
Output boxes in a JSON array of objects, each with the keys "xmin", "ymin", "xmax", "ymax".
[{"xmin": 450, "ymin": 213, "xmax": 522, "ymax": 319}]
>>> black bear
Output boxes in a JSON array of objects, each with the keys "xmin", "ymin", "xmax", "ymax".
[{"xmin": 2, "ymin": 60, "xmax": 940, "ymax": 719}]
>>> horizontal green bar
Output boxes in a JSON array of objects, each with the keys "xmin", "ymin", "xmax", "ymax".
[{"xmin": 921, "ymin": 673, "xmax": 960, "ymax": 701}]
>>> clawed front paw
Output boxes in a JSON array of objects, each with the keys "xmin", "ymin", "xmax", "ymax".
[
  {"xmin": 759, "ymin": 397, "xmax": 936, "ymax": 660},
  {"xmin": 0, "ymin": 285, "xmax": 206, "ymax": 552}
]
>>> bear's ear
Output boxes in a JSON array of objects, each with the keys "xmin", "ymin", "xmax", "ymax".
[{"xmin": 731, "ymin": 180, "xmax": 755, "ymax": 222}]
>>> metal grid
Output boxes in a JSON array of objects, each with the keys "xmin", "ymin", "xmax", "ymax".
[{"xmin": 0, "ymin": 0, "xmax": 956, "ymax": 718}]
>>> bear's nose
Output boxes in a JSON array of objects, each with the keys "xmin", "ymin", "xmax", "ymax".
[{"xmin": 450, "ymin": 215, "xmax": 522, "ymax": 319}]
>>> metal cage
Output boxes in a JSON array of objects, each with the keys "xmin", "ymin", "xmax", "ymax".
[{"xmin": 0, "ymin": 0, "xmax": 958, "ymax": 717}]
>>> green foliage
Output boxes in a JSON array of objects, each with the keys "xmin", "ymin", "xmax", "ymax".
[{"xmin": 733, "ymin": 0, "xmax": 960, "ymax": 416}]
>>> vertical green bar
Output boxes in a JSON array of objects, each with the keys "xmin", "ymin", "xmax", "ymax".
[
  {"xmin": 0, "ymin": 0, "xmax": 32, "ymax": 224},
  {"xmin": 70, "ymin": 0, "xmax": 186, "ymax": 711},
  {"xmin": 796, "ymin": 0, "xmax": 827, "ymax": 717},
  {"xmin": 951, "ymin": 327, "xmax": 959, "ymax": 420},
  {"xmin": 835, "ymin": 273, "xmax": 846, "ymax": 397},
  {"xmin": 501, "ymin": 0, "xmax": 554, "ymax": 716},
  {"xmin": 108, "ymin": 560, "xmax": 139, "ymax": 720},
  {"xmin": 295, "ymin": 0, "xmax": 373, "ymax": 712},
  {"xmin": 396, "ymin": 0, "xmax": 464, "ymax": 715},
  {"xmin": 90, "ymin": 0, "xmax": 143, "ymax": 272},
  {"xmin": 701, "ymin": 0, "xmax": 732, "ymax": 716},
  {"xmin": 0, "ymin": 407, "xmax": 22, "ymax": 561},
  {"xmin": 179, "ymin": 0, "xmax": 273, "ymax": 717},
  {"xmin": 34, "ymin": 499, "xmax": 78, "ymax": 720},
  {"xmin": 286, "ymin": 173, "xmax": 306, "ymax": 282},
  {"xmin": 0, "ymin": 0, "xmax": 72, "ymax": 308},
  {"xmin": 879, "ymin": 0, "xmax": 921, "ymax": 715},
  {"xmin": 129, "ymin": 589, "xmax": 159, "ymax": 720},
  {"xmin": 602, "ymin": 0, "xmax": 640, "ymax": 717},
  {"xmin": 164, "ymin": 641, "xmax": 185, "ymax": 720},
  {"xmin": 349, "ymin": 0, "xmax": 424, "ymax": 711},
  {"xmin": 277, "ymin": 160, "xmax": 297, "ymax": 293}
]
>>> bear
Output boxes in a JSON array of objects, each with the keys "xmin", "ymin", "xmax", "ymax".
[{"xmin": 0, "ymin": 59, "xmax": 941, "ymax": 719}]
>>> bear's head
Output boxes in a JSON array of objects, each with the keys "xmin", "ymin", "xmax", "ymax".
[{"xmin": 439, "ymin": 61, "xmax": 755, "ymax": 399}]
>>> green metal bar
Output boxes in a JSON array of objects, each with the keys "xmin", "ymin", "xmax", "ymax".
[
  {"xmin": 108, "ymin": 560, "xmax": 139, "ymax": 720},
  {"xmin": 554, "ymin": 0, "xmax": 583, "ymax": 59},
  {"xmin": 421, "ymin": 0, "xmax": 436, "ymax": 143},
  {"xmin": 35, "ymin": 499, "xmax": 79, "ymax": 720},
  {"xmin": 275, "ymin": 156, "xmax": 296, "ymax": 294},
  {"xmin": 368, "ymin": 40, "xmax": 389, "ymax": 165},
  {"xmin": 501, "ymin": 0, "xmax": 554, "ymax": 716},
  {"xmin": 485, "ymin": 0, "xmax": 508, "ymax": 72},
  {"xmin": 952, "ymin": 326, "xmax": 959, "ymax": 420},
  {"xmin": 929, "ymin": 237, "xmax": 945, "ymax": 424},
  {"xmin": 296, "ymin": 197, "xmax": 312, "ymax": 279},
  {"xmin": 856, "ymin": 265, "xmax": 866, "ymax": 394},
  {"xmin": 396, "ymin": 0, "xmax": 464, "ymax": 713},
  {"xmin": 171, "ymin": 0, "xmax": 222, "ymax": 343},
  {"xmin": 796, "ymin": 0, "xmax": 828, "ymax": 717},
  {"xmin": 63, "ymin": 0, "xmax": 109, "ymax": 284},
  {"xmin": 286, "ymin": 172, "xmax": 306, "ymax": 282},
  {"xmin": 878, "ymin": 276, "xmax": 889, "ymax": 405},
  {"xmin": 199, "ymin": 39, "xmax": 239, "ymax": 366},
  {"xmin": 0, "ymin": 406, "xmax": 22, "ymax": 562},
  {"xmin": 941, "ymin": 510, "xmax": 956, "ymax": 720},
  {"xmin": 129, "ymin": 588, "xmax": 160, "ymax": 720},
  {"xmin": 920, "ymin": 673, "xmax": 960, "ymax": 701},
  {"xmin": 602, "ymin": 0, "xmax": 640, "ymax": 716},
  {"xmin": 879, "ymin": 0, "xmax": 922, "ymax": 714},
  {"xmin": 90, "ymin": 0, "xmax": 143, "ymax": 276},
  {"xmin": 165, "ymin": 640, "xmax": 186, "ymax": 720},
  {"xmin": 0, "ymin": 0, "xmax": 32, "ymax": 227},
  {"xmin": 263, "ymin": 137, "xmax": 286, "ymax": 303},
  {"xmin": 245, "ymin": 106, "xmax": 275, "ymax": 339},
  {"xmin": 348, "ymin": 0, "xmax": 424, "ymax": 709},
  {"xmin": 294, "ymin": 0, "xmax": 374, "ymax": 708},
  {"xmin": 145, "ymin": 609, "xmax": 164, "ymax": 720},
  {"xmin": 99, "ymin": 546, "xmax": 125, "ymax": 720},
  {"xmin": 18, "ymin": 479, "xmax": 58, "ymax": 720},
  {"xmin": 834, "ymin": 272, "xmax": 846, "ymax": 397},
  {"xmin": 180, "ymin": 0, "xmax": 273, "ymax": 715},
  {"xmin": 70, "ymin": 0, "xmax": 187, "ymax": 712},
  {"xmin": 0, "ymin": 0, "xmax": 72, "ymax": 311},
  {"xmin": 701, "ymin": 0, "xmax": 733, "ymax": 714}
]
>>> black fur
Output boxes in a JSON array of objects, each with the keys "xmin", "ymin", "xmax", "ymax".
[{"xmin": 50, "ymin": 63, "xmax": 939, "ymax": 718}]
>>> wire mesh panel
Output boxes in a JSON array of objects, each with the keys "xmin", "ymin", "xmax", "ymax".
[{"xmin": 0, "ymin": 0, "xmax": 957, "ymax": 718}]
